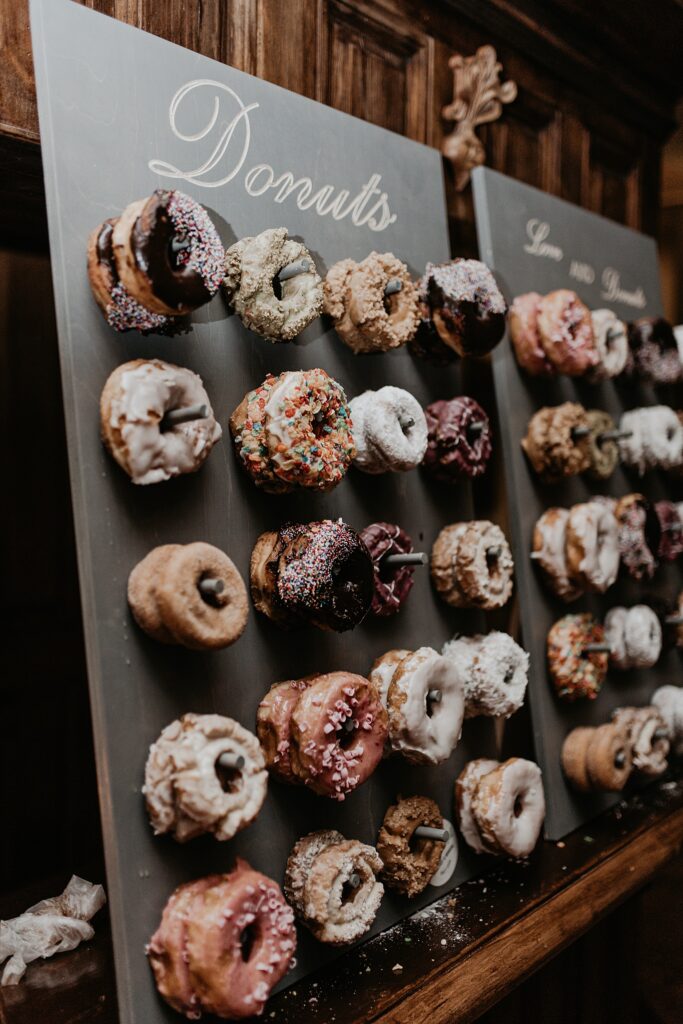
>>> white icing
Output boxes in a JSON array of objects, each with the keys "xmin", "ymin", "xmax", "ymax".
[
  {"xmin": 604, "ymin": 607, "xmax": 629, "ymax": 667},
  {"xmin": 443, "ymin": 632, "xmax": 529, "ymax": 719},
  {"xmin": 386, "ymin": 647, "xmax": 465, "ymax": 764},
  {"xmin": 533, "ymin": 508, "xmax": 580, "ymax": 601},
  {"xmin": 568, "ymin": 502, "xmax": 619, "ymax": 592},
  {"xmin": 623, "ymin": 605, "xmax": 662, "ymax": 667},
  {"xmin": 456, "ymin": 759, "xmax": 499, "ymax": 855},
  {"xmin": 588, "ymin": 308, "xmax": 628, "ymax": 380},
  {"xmin": 619, "ymin": 406, "xmax": 683, "ymax": 473},
  {"xmin": 480, "ymin": 759, "xmax": 545, "ymax": 858},
  {"xmin": 350, "ymin": 386, "xmax": 427, "ymax": 474}
]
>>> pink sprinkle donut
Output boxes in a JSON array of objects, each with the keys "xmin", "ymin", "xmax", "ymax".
[
  {"xmin": 289, "ymin": 672, "xmax": 388, "ymax": 800},
  {"xmin": 423, "ymin": 397, "xmax": 492, "ymax": 482},
  {"xmin": 536, "ymin": 290, "xmax": 598, "ymax": 376}
]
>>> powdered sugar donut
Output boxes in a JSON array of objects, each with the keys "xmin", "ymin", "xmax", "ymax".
[
  {"xmin": 536, "ymin": 290, "xmax": 598, "ymax": 376},
  {"xmin": 588, "ymin": 309, "xmax": 628, "ymax": 381},
  {"xmin": 442, "ymin": 631, "xmax": 529, "ymax": 719},
  {"xmin": 605, "ymin": 605, "xmax": 662, "ymax": 669},
  {"xmin": 627, "ymin": 317, "xmax": 682, "ymax": 384},
  {"xmin": 349, "ymin": 386, "xmax": 428, "ymax": 474},
  {"xmin": 565, "ymin": 501, "xmax": 619, "ymax": 593},
  {"xmin": 508, "ymin": 292, "xmax": 554, "ymax": 376},
  {"xmin": 618, "ymin": 406, "xmax": 683, "ymax": 473},
  {"xmin": 471, "ymin": 758, "xmax": 545, "ymax": 858},
  {"xmin": 612, "ymin": 706, "xmax": 669, "ymax": 777},
  {"xmin": 531, "ymin": 507, "xmax": 583, "ymax": 603},
  {"xmin": 430, "ymin": 520, "xmax": 514, "ymax": 610},
  {"xmin": 455, "ymin": 759, "xmax": 500, "ymax": 854},
  {"xmin": 652, "ymin": 686, "xmax": 683, "ymax": 756}
]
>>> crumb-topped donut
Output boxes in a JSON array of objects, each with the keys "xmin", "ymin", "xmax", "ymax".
[
  {"xmin": 547, "ymin": 613, "xmax": 608, "ymax": 701},
  {"xmin": 349, "ymin": 386, "xmax": 428, "ymax": 474},
  {"xmin": 129, "ymin": 542, "xmax": 249, "ymax": 650},
  {"xmin": 442, "ymin": 631, "xmax": 529, "ymax": 719},
  {"xmin": 100, "ymin": 359, "xmax": 222, "ymax": 485},
  {"xmin": 289, "ymin": 672, "xmax": 387, "ymax": 799},
  {"xmin": 423, "ymin": 397, "xmax": 493, "ymax": 482},
  {"xmin": 323, "ymin": 252, "xmax": 419, "ymax": 354},
  {"xmin": 378, "ymin": 647, "xmax": 465, "ymax": 765},
  {"xmin": 588, "ymin": 309, "xmax": 628, "ymax": 381},
  {"xmin": 565, "ymin": 501, "xmax": 619, "ymax": 594},
  {"xmin": 377, "ymin": 796, "xmax": 445, "ymax": 896},
  {"xmin": 284, "ymin": 830, "xmax": 384, "ymax": 944},
  {"xmin": 143, "ymin": 714, "xmax": 267, "ymax": 843},
  {"xmin": 250, "ymin": 520, "xmax": 373, "ymax": 632},
  {"xmin": 531, "ymin": 507, "xmax": 583, "ymax": 603},
  {"xmin": 521, "ymin": 403, "xmax": 590, "ymax": 480},
  {"xmin": 615, "ymin": 493, "xmax": 660, "ymax": 581},
  {"xmin": 652, "ymin": 686, "xmax": 683, "ymax": 757},
  {"xmin": 604, "ymin": 605, "xmax": 662, "ymax": 669},
  {"xmin": 113, "ymin": 190, "xmax": 224, "ymax": 316},
  {"xmin": 536, "ymin": 289, "xmax": 597, "ymax": 376},
  {"xmin": 223, "ymin": 227, "xmax": 322, "ymax": 342},
  {"xmin": 420, "ymin": 259, "xmax": 507, "ymax": 357},
  {"xmin": 360, "ymin": 522, "xmax": 416, "ymax": 617},
  {"xmin": 229, "ymin": 369, "xmax": 355, "ymax": 494},
  {"xmin": 508, "ymin": 292, "xmax": 554, "ymax": 376},
  {"xmin": 627, "ymin": 317, "xmax": 682, "ymax": 384},
  {"xmin": 256, "ymin": 677, "xmax": 313, "ymax": 784},
  {"xmin": 612, "ymin": 706, "xmax": 669, "ymax": 777},
  {"xmin": 654, "ymin": 500, "xmax": 683, "ymax": 561},
  {"xmin": 456, "ymin": 758, "xmax": 545, "ymax": 858},
  {"xmin": 431, "ymin": 520, "xmax": 514, "ymax": 610},
  {"xmin": 88, "ymin": 218, "xmax": 172, "ymax": 333},
  {"xmin": 585, "ymin": 409, "xmax": 619, "ymax": 480},
  {"xmin": 618, "ymin": 406, "xmax": 683, "ymax": 474},
  {"xmin": 148, "ymin": 861, "xmax": 296, "ymax": 1020}
]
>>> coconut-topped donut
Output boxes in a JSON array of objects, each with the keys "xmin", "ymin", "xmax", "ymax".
[
  {"xmin": 377, "ymin": 796, "xmax": 445, "ymax": 897},
  {"xmin": 349, "ymin": 386, "xmax": 428, "ymax": 474},
  {"xmin": 113, "ymin": 190, "xmax": 224, "ymax": 316},
  {"xmin": 547, "ymin": 613, "xmax": 608, "ymax": 701},
  {"xmin": 420, "ymin": 258, "xmax": 507, "ymax": 357},
  {"xmin": 508, "ymin": 292, "xmax": 554, "ymax": 376},
  {"xmin": 423, "ymin": 397, "xmax": 493, "ymax": 482},
  {"xmin": 627, "ymin": 317, "xmax": 682, "ymax": 384},
  {"xmin": 612, "ymin": 706, "xmax": 669, "ymax": 777},
  {"xmin": 431, "ymin": 520, "xmax": 514, "ymax": 610},
  {"xmin": 323, "ymin": 252, "xmax": 419, "ymax": 354},
  {"xmin": 521, "ymin": 403, "xmax": 591, "ymax": 480},
  {"xmin": 531, "ymin": 507, "xmax": 583, "ymax": 603},
  {"xmin": 360, "ymin": 522, "xmax": 416, "ymax": 617},
  {"xmin": 100, "ymin": 359, "xmax": 222, "ymax": 485},
  {"xmin": 223, "ymin": 227, "xmax": 322, "ymax": 342},
  {"xmin": 143, "ymin": 714, "xmax": 267, "ymax": 843},
  {"xmin": 284, "ymin": 830, "xmax": 384, "ymax": 944},
  {"xmin": 536, "ymin": 289, "xmax": 598, "ymax": 376},
  {"xmin": 456, "ymin": 758, "xmax": 545, "ymax": 859},
  {"xmin": 604, "ymin": 605, "xmax": 662, "ymax": 669},
  {"xmin": 615, "ymin": 493, "xmax": 660, "ymax": 581},
  {"xmin": 652, "ymin": 686, "xmax": 683, "ymax": 757},
  {"xmin": 618, "ymin": 406, "xmax": 683, "ymax": 474},
  {"xmin": 588, "ymin": 309, "xmax": 628, "ymax": 381},
  {"xmin": 565, "ymin": 501, "xmax": 620, "ymax": 594},
  {"xmin": 654, "ymin": 500, "xmax": 683, "ymax": 561},
  {"xmin": 443, "ymin": 631, "xmax": 529, "ymax": 719}
]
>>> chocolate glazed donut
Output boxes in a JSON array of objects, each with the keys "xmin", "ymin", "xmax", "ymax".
[{"xmin": 360, "ymin": 522, "xmax": 415, "ymax": 617}]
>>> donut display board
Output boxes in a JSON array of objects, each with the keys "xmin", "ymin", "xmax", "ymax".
[
  {"xmin": 31, "ymin": 1, "xmax": 497, "ymax": 1020},
  {"xmin": 472, "ymin": 167, "xmax": 682, "ymax": 840}
]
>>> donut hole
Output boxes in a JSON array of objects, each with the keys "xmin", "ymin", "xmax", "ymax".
[
  {"xmin": 614, "ymin": 749, "xmax": 626, "ymax": 770},
  {"xmin": 197, "ymin": 573, "xmax": 225, "ymax": 608},
  {"xmin": 214, "ymin": 758, "xmax": 242, "ymax": 793},
  {"xmin": 169, "ymin": 231, "xmax": 191, "ymax": 269},
  {"xmin": 341, "ymin": 875, "xmax": 361, "ymax": 905},
  {"xmin": 239, "ymin": 922, "xmax": 259, "ymax": 962},
  {"xmin": 513, "ymin": 795, "xmax": 524, "ymax": 818},
  {"xmin": 425, "ymin": 691, "xmax": 441, "ymax": 718},
  {"xmin": 337, "ymin": 718, "xmax": 358, "ymax": 749},
  {"xmin": 312, "ymin": 408, "xmax": 327, "ymax": 439},
  {"xmin": 272, "ymin": 274, "xmax": 284, "ymax": 301},
  {"xmin": 485, "ymin": 547, "xmax": 500, "ymax": 573}
]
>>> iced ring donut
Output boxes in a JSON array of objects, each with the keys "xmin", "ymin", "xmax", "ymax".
[
  {"xmin": 431, "ymin": 520, "xmax": 514, "ymax": 610},
  {"xmin": 323, "ymin": 252, "xmax": 419, "ymax": 354},
  {"xmin": 587, "ymin": 309, "xmax": 628, "ymax": 381},
  {"xmin": 143, "ymin": 714, "xmax": 267, "ymax": 843},
  {"xmin": 536, "ymin": 289, "xmax": 598, "ymax": 376},
  {"xmin": 223, "ymin": 227, "xmax": 322, "ymax": 342},
  {"xmin": 561, "ymin": 724, "xmax": 632, "ymax": 792},
  {"xmin": 87, "ymin": 218, "xmax": 172, "ymax": 334},
  {"xmin": 508, "ymin": 292, "xmax": 554, "ymax": 376},
  {"xmin": 652, "ymin": 686, "xmax": 683, "ymax": 757},
  {"xmin": 521, "ymin": 403, "xmax": 591, "ymax": 480},
  {"xmin": 604, "ymin": 605, "xmax": 662, "ymax": 669},
  {"xmin": 256, "ymin": 677, "xmax": 314, "ymax": 784},
  {"xmin": 112, "ymin": 190, "xmax": 224, "ymax": 316},
  {"xmin": 148, "ymin": 861, "xmax": 296, "ymax": 1020},
  {"xmin": 585, "ymin": 409, "xmax": 619, "ymax": 480},
  {"xmin": 250, "ymin": 520, "xmax": 373, "ymax": 632},
  {"xmin": 615, "ymin": 493, "xmax": 660, "ymax": 581},
  {"xmin": 442, "ymin": 631, "xmax": 529, "ymax": 719},
  {"xmin": 565, "ymin": 501, "xmax": 619, "ymax": 593},
  {"xmin": 360, "ymin": 522, "xmax": 416, "ymax": 617},
  {"xmin": 368, "ymin": 649, "xmax": 411, "ymax": 713},
  {"xmin": 289, "ymin": 672, "xmax": 387, "ymax": 800},
  {"xmin": 129, "ymin": 542, "xmax": 249, "ymax": 650},
  {"xmin": 547, "ymin": 613, "xmax": 608, "ymax": 701},
  {"xmin": 419, "ymin": 259, "xmax": 507, "ymax": 357},
  {"xmin": 423, "ymin": 397, "xmax": 493, "ymax": 482},
  {"xmin": 531, "ymin": 507, "xmax": 583, "ymax": 603},
  {"xmin": 654, "ymin": 500, "xmax": 683, "ymax": 561},
  {"xmin": 376, "ymin": 796, "xmax": 445, "ymax": 896},
  {"xmin": 284, "ymin": 830, "xmax": 383, "ymax": 944},
  {"xmin": 627, "ymin": 317, "xmax": 682, "ymax": 384},
  {"xmin": 100, "ymin": 359, "xmax": 222, "ymax": 485},
  {"xmin": 378, "ymin": 647, "xmax": 465, "ymax": 765},
  {"xmin": 619, "ymin": 406, "xmax": 683, "ymax": 474},
  {"xmin": 454, "ymin": 759, "xmax": 500, "ymax": 854},
  {"xmin": 229, "ymin": 369, "xmax": 355, "ymax": 494},
  {"xmin": 456, "ymin": 758, "xmax": 545, "ymax": 858},
  {"xmin": 612, "ymin": 706, "xmax": 669, "ymax": 777},
  {"xmin": 349, "ymin": 386, "xmax": 428, "ymax": 474}
]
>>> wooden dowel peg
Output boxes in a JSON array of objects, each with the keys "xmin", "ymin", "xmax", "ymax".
[
  {"xmin": 427, "ymin": 689, "xmax": 442, "ymax": 704},
  {"xmin": 218, "ymin": 753, "xmax": 245, "ymax": 771},
  {"xmin": 162, "ymin": 403, "xmax": 208, "ymax": 428},
  {"xmin": 571, "ymin": 425, "xmax": 590, "ymax": 439},
  {"xmin": 414, "ymin": 825, "xmax": 448, "ymax": 842},
  {"xmin": 665, "ymin": 614, "xmax": 683, "ymax": 625},
  {"xmin": 582, "ymin": 643, "xmax": 612, "ymax": 654},
  {"xmin": 278, "ymin": 258, "xmax": 312, "ymax": 281},
  {"xmin": 384, "ymin": 277, "xmax": 403, "ymax": 297},
  {"xmin": 384, "ymin": 552, "xmax": 428, "ymax": 567},
  {"xmin": 199, "ymin": 578, "xmax": 225, "ymax": 598},
  {"xmin": 598, "ymin": 429, "xmax": 633, "ymax": 442}
]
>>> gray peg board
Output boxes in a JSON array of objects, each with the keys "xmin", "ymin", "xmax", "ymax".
[
  {"xmin": 30, "ymin": 2, "xmax": 502, "ymax": 1021},
  {"xmin": 472, "ymin": 167, "xmax": 683, "ymax": 841}
]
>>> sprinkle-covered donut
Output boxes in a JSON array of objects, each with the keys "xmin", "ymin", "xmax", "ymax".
[
  {"xmin": 223, "ymin": 227, "xmax": 322, "ymax": 342},
  {"xmin": 521, "ymin": 403, "xmax": 591, "ymax": 480},
  {"xmin": 349, "ymin": 386, "xmax": 428, "ymax": 474},
  {"xmin": 442, "ymin": 631, "xmax": 529, "ymax": 719},
  {"xmin": 627, "ymin": 317, "xmax": 682, "ymax": 384},
  {"xmin": 256, "ymin": 677, "xmax": 314, "ymax": 784},
  {"xmin": 129, "ymin": 542, "xmax": 249, "ymax": 650},
  {"xmin": 531, "ymin": 507, "xmax": 583, "ymax": 603},
  {"xmin": 408, "ymin": 271, "xmax": 459, "ymax": 365},
  {"xmin": 113, "ymin": 190, "xmax": 224, "ymax": 316},
  {"xmin": 148, "ymin": 863, "xmax": 295, "ymax": 1020},
  {"xmin": 420, "ymin": 259, "xmax": 507, "ymax": 357},
  {"xmin": 604, "ymin": 605, "xmax": 662, "ymax": 669},
  {"xmin": 323, "ymin": 252, "xmax": 419, "ymax": 354},
  {"xmin": 612, "ymin": 706, "xmax": 669, "ymax": 777},
  {"xmin": 654, "ymin": 500, "xmax": 683, "ymax": 561},
  {"xmin": 284, "ymin": 830, "xmax": 384, "ymax": 944},
  {"xmin": 564, "ymin": 501, "xmax": 619, "ymax": 593},
  {"xmin": 377, "ymin": 796, "xmax": 445, "ymax": 896},
  {"xmin": 360, "ymin": 522, "xmax": 416, "ymax": 617},
  {"xmin": 508, "ymin": 292, "xmax": 554, "ymax": 376},
  {"xmin": 618, "ymin": 406, "xmax": 683, "ymax": 473},
  {"xmin": 378, "ymin": 647, "xmax": 465, "ymax": 765},
  {"xmin": 100, "ymin": 359, "xmax": 222, "ymax": 485},
  {"xmin": 456, "ymin": 758, "xmax": 545, "ymax": 858},
  {"xmin": 431, "ymin": 520, "xmax": 514, "ymax": 610},
  {"xmin": 143, "ymin": 714, "xmax": 267, "ymax": 844},
  {"xmin": 289, "ymin": 672, "xmax": 387, "ymax": 800},
  {"xmin": 652, "ymin": 686, "xmax": 683, "ymax": 757},
  {"xmin": 455, "ymin": 759, "xmax": 500, "ymax": 854},
  {"xmin": 615, "ymin": 493, "xmax": 660, "ymax": 581},
  {"xmin": 585, "ymin": 409, "xmax": 619, "ymax": 480},
  {"xmin": 536, "ymin": 289, "xmax": 598, "ymax": 376},
  {"xmin": 250, "ymin": 520, "xmax": 373, "ymax": 632},
  {"xmin": 423, "ymin": 397, "xmax": 493, "ymax": 482},
  {"xmin": 547, "ymin": 613, "xmax": 608, "ymax": 701},
  {"xmin": 587, "ymin": 309, "xmax": 628, "ymax": 381},
  {"xmin": 229, "ymin": 369, "xmax": 355, "ymax": 493}
]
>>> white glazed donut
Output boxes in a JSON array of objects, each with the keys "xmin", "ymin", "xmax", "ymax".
[
  {"xmin": 454, "ymin": 759, "xmax": 500, "ymax": 855},
  {"xmin": 617, "ymin": 605, "xmax": 661, "ymax": 668},
  {"xmin": 143, "ymin": 713, "xmax": 268, "ymax": 843},
  {"xmin": 349, "ymin": 386, "xmax": 428, "ymax": 474},
  {"xmin": 368, "ymin": 649, "xmax": 411, "ymax": 707},
  {"xmin": 531, "ymin": 507, "xmax": 582, "ymax": 602},
  {"xmin": 612, "ymin": 706, "xmax": 669, "ymax": 777},
  {"xmin": 604, "ymin": 606, "xmax": 629, "ymax": 666},
  {"xmin": 652, "ymin": 686, "xmax": 683, "ymax": 756},
  {"xmin": 380, "ymin": 647, "xmax": 465, "ymax": 764},
  {"xmin": 565, "ymin": 501, "xmax": 619, "ymax": 593},
  {"xmin": 588, "ymin": 309, "xmax": 628, "ymax": 381},
  {"xmin": 471, "ymin": 758, "xmax": 545, "ymax": 858},
  {"xmin": 442, "ymin": 632, "xmax": 529, "ymax": 719},
  {"xmin": 619, "ymin": 406, "xmax": 683, "ymax": 473}
]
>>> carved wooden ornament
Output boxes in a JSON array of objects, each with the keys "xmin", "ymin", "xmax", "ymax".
[{"xmin": 442, "ymin": 45, "xmax": 517, "ymax": 191}]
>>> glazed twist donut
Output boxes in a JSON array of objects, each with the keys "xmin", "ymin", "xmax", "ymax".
[
  {"xmin": 323, "ymin": 252, "xmax": 419, "ymax": 353},
  {"xmin": 531, "ymin": 507, "xmax": 583, "ymax": 603},
  {"xmin": 547, "ymin": 613, "xmax": 608, "ymax": 700},
  {"xmin": 284, "ymin": 830, "xmax": 384, "ymax": 944},
  {"xmin": 455, "ymin": 758, "xmax": 545, "ymax": 858},
  {"xmin": 561, "ymin": 723, "xmax": 632, "ymax": 792},
  {"xmin": 423, "ymin": 397, "xmax": 493, "ymax": 482},
  {"xmin": 223, "ymin": 227, "xmax": 322, "ymax": 341},
  {"xmin": 585, "ymin": 409, "xmax": 619, "ymax": 480},
  {"xmin": 618, "ymin": 406, "xmax": 683, "ymax": 474},
  {"xmin": 536, "ymin": 289, "xmax": 598, "ymax": 375},
  {"xmin": 88, "ymin": 218, "xmax": 172, "ymax": 333},
  {"xmin": 100, "ymin": 359, "xmax": 222, "ymax": 485},
  {"xmin": 604, "ymin": 605, "xmax": 662, "ymax": 669},
  {"xmin": 431, "ymin": 520, "xmax": 514, "ymax": 609},
  {"xmin": 612, "ymin": 706, "xmax": 669, "ymax": 776},
  {"xmin": 148, "ymin": 862, "xmax": 296, "ymax": 1020},
  {"xmin": 521, "ymin": 403, "xmax": 590, "ymax": 480},
  {"xmin": 564, "ymin": 501, "xmax": 620, "ymax": 594},
  {"xmin": 360, "ymin": 522, "xmax": 416, "ymax": 617},
  {"xmin": 112, "ymin": 190, "xmax": 224, "ymax": 315},
  {"xmin": 419, "ymin": 259, "xmax": 507, "ymax": 357},
  {"xmin": 654, "ymin": 500, "xmax": 683, "ymax": 561},
  {"xmin": 587, "ymin": 309, "xmax": 628, "ymax": 381},
  {"xmin": 615, "ymin": 494, "xmax": 660, "ymax": 581},
  {"xmin": 652, "ymin": 686, "xmax": 683, "ymax": 756},
  {"xmin": 508, "ymin": 292, "xmax": 554, "ymax": 376},
  {"xmin": 349, "ymin": 386, "xmax": 428, "ymax": 474},
  {"xmin": 442, "ymin": 631, "xmax": 529, "ymax": 719},
  {"xmin": 377, "ymin": 796, "xmax": 445, "ymax": 896},
  {"xmin": 627, "ymin": 317, "xmax": 682, "ymax": 384}
]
